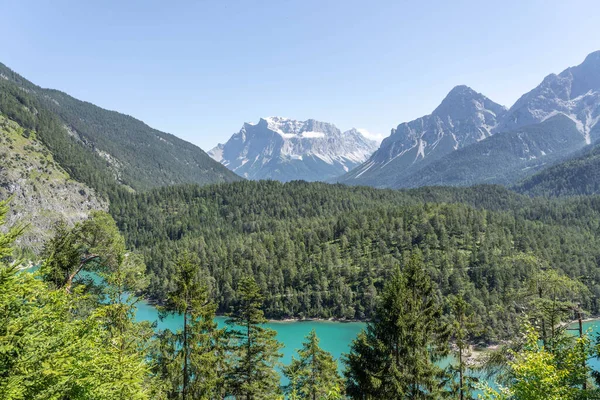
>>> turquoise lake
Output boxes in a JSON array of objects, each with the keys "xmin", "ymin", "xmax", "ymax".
[
  {"xmin": 29, "ymin": 269, "xmax": 600, "ymax": 384},
  {"xmin": 135, "ymin": 296, "xmax": 600, "ymax": 386},
  {"xmin": 135, "ymin": 297, "xmax": 366, "ymax": 369}
]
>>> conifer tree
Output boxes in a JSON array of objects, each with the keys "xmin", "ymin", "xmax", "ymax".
[
  {"xmin": 447, "ymin": 294, "xmax": 478, "ymax": 400},
  {"xmin": 226, "ymin": 276, "xmax": 283, "ymax": 399},
  {"xmin": 283, "ymin": 329, "xmax": 343, "ymax": 400},
  {"xmin": 156, "ymin": 253, "xmax": 227, "ymax": 400},
  {"xmin": 344, "ymin": 250, "xmax": 449, "ymax": 399},
  {"xmin": 0, "ymin": 200, "xmax": 157, "ymax": 399}
]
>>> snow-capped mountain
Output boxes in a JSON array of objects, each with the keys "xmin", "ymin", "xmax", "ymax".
[
  {"xmin": 337, "ymin": 85, "xmax": 507, "ymax": 187},
  {"xmin": 209, "ymin": 117, "xmax": 378, "ymax": 182},
  {"xmin": 497, "ymin": 50, "xmax": 600, "ymax": 143}
]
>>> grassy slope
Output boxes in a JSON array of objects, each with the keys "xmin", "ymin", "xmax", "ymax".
[{"xmin": 0, "ymin": 114, "xmax": 106, "ymax": 254}]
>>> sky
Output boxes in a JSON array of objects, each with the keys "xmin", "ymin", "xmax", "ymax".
[{"xmin": 2, "ymin": 0, "xmax": 600, "ymax": 150}]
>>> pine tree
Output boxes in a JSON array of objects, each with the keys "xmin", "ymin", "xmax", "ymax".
[
  {"xmin": 447, "ymin": 294, "xmax": 478, "ymax": 400},
  {"xmin": 283, "ymin": 329, "xmax": 343, "ymax": 400},
  {"xmin": 156, "ymin": 253, "xmax": 227, "ymax": 399},
  {"xmin": 226, "ymin": 276, "xmax": 283, "ymax": 399},
  {"xmin": 344, "ymin": 250, "xmax": 449, "ymax": 399}
]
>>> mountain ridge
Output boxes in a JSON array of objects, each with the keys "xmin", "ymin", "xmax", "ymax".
[
  {"xmin": 336, "ymin": 85, "xmax": 507, "ymax": 187},
  {"xmin": 337, "ymin": 50, "xmax": 600, "ymax": 189},
  {"xmin": 0, "ymin": 61, "xmax": 242, "ymax": 193},
  {"xmin": 209, "ymin": 117, "xmax": 378, "ymax": 182}
]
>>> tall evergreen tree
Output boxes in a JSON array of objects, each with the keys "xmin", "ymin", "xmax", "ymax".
[
  {"xmin": 283, "ymin": 329, "xmax": 343, "ymax": 400},
  {"xmin": 480, "ymin": 324, "xmax": 596, "ymax": 400},
  {"xmin": 344, "ymin": 250, "xmax": 449, "ymax": 399},
  {"xmin": 226, "ymin": 276, "xmax": 283, "ymax": 399},
  {"xmin": 447, "ymin": 294, "xmax": 478, "ymax": 400},
  {"xmin": 156, "ymin": 253, "xmax": 227, "ymax": 400}
]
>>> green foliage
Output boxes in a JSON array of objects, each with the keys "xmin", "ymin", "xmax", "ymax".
[
  {"xmin": 0, "ymin": 202, "xmax": 157, "ymax": 400},
  {"xmin": 343, "ymin": 251, "xmax": 450, "ymax": 399},
  {"xmin": 0, "ymin": 198, "xmax": 25, "ymax": 259},
  {"xmin": 479, "ymin": 324, "xmax": 595, "ymax": 400},
  {"xmin": 226, "ymin": 276, "xmax": 283, "ymax": 399},
  {"xmin": 0, "ymin": 62, "xmax": 241, "ymax": 195},
  {"xmin": 515, "ymin": 142, "xmax": 600, "ymax": 197},
  {"xmin": 111, "ymin": 180, "xmax": 600, "ymax": 341},
  {"xmin": 283, "ymin": 329, "xmax": 343, "ymax": 400},
  {"xmin": 447, "ymin": 294, "xmax": 479, "ymax": 400},
  {"xmin": 41, "ymin": 211, "xmax": 127, "ymax": 292},
  {"xmin": 155, "ymin": 253, "xmax": 227, "ymax": 399},
  {"xmin": 524, "ymin": 268, "xmax": 588, "ymax": 350}
]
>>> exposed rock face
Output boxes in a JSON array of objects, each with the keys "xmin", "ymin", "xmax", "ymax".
[
  {"xmin": 0, "ymin": 115, "xmax": 107, "ymax": 254},
  {"xmin": 497, "ymin": 50, "xmax": 600, "ymax": 144},
  {"xmin": 209, "ymin": 117, "xmax": 378, "ymax": 182},
  {"xmin": 338, "ymin": 86, "xmax": 507, "ymax": 187},
  {"xmin": 338, "ymin": 50, "xmax": 600, "ymax": 189}
]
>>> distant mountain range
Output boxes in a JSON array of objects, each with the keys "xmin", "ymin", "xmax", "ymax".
[
  {"xmin": 336, "ymin": 50, "xmax": 600, "ymax": 189},
  {"xmin": 209, "ymin": 117, "xmax": 378, "ymax": 182}
]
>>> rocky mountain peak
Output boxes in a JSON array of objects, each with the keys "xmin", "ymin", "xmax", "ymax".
[
  {"xmin": 498, "ymin": 50, "xmax": 600, "ymax": 142},
  {"xmin": 433, "ymin": 85, "xmax": 506, "ymax": 120},
  {"xmin": 337, "ymin": 86, "xmax": 506, "ymax": 187},
  {"xmin": 209, "ymin": 117, "xmax": 378, "ymax": 182}
]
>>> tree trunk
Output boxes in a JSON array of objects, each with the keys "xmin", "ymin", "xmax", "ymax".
[
  {"xmin": 183, "ymin": 310, "xmax": 188, "ymax": 400},
  {"xmin": 64, "ymin": 255, "xmax": 99, "ymax": 293},
  {"xmin": 459, "ymin": 346, "xmax": 464, "ymax": 400}
]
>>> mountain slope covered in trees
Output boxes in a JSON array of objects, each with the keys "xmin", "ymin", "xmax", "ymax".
[
  {"xmin": 515, "ymin": 139, "xmax": 600, "ymax": 197},
  {"xmin": 110, "ymin": 180, "xmax": 600, "ymax": 341},
  {"xmin": 0, "ymin": 62, "xmax": 241, "ymax": 193}
]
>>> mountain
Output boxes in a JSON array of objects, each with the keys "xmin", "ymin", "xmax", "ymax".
[
  {"xmin": 496, "ymin": 50, "xmax": 600, "ymax": 143},
  {"xmin": 0, "ymin": 62, "xmax": 241, "ymax": 194},
  {"xmin": 338, "ymin": 50, "xmax": 600, "ymax": 190},
  {"xmin": 209, "ymin": 117, "xmax": 378, "ymax": 182},
  {"xmin": 0, "ymin": 113, "xmax": 106, "ymax": 254},
  {"xmin": 336, "ymin": 85, "xmax": 507, "ymax": 187},
  {"xmin": 398, "ymin": 114, "xmax": 586, "ymax": 188},
  {"xmin": 407, "ymin": 50, "xmax": 600, "ymax": 190},
  {"xmin": 514, "ymin": 140, "xmax": 600, "ymax": 197}
]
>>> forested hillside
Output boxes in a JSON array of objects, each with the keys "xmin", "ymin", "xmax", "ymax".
[
  {"xmin": 515, "ymin": 141, "xmax": 600, "ymax": 197},
  {"xmin": 110, "ymin": 181, "xmax": 600, "ymax": 341},
  {"xmin": 0, "ymin": 62, "xmax": 241, "ymax": 193}
]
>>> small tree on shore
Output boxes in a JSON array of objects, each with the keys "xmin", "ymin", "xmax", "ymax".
[{"xmin": 284, "ymin": 329, "xmax": 343, "ymax": 400}]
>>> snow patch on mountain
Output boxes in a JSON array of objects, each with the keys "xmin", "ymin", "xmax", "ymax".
[{"xmin": 209, "ymin": 117, "xmax": 378, "ymax": 182}]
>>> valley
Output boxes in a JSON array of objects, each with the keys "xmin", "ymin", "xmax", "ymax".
[{"xmin": 1, "ymin": 23, "xmax": 600, "ymax": 398}]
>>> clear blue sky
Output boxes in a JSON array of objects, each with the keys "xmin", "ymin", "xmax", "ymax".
[{"xmin": 2, "ymin": 0, "xmax": 599, "ymax": 150}]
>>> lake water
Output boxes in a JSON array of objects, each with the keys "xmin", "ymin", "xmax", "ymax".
[
  {"xmin": 27, "ymin": 268, "xmax": 365, "ymax": 373},
  {"xmin": 136, "ymin": 296, "xmax": 600, "ymax": 389},
  {"xmin": 135, "ymin": 298, "xmax": 366, "ymax": 369},
  {"xmin": 27, "ymin": 268, "xmax": 600, "ymax": 387}
]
